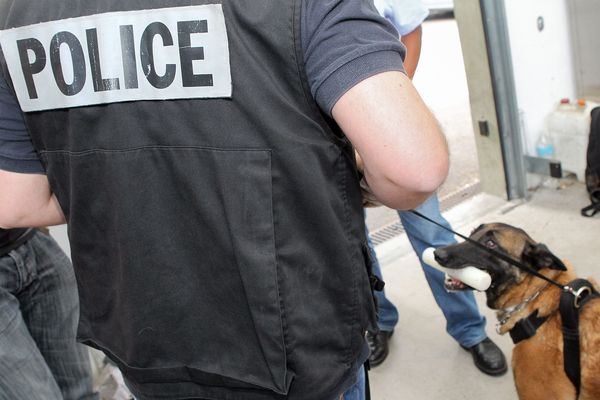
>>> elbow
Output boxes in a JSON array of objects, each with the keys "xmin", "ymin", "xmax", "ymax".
[
  {"xmin": 403, "ymin": 149, "xmax": 450, "ymax": 209},
  {"xmin": 403, "ymin": 161, "xmax": 449, "ymax": 210},
  {"xmin": 401, "ymin": 132, "xmax": 450, "ymax": 207},
  {"xmin": 415, "ymin": 149, "xmax": 450, "ymax": 194},
  {"xmin": 366, "ymin": 146, "xmax": 449, "ymax": 210}
]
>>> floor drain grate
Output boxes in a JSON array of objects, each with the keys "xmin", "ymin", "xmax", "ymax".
[{"xmin": 369, "ymin": 222, "xmax": 406, "ymax": 246}]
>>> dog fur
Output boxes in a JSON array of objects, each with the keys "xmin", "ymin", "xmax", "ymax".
[{"xmin": 434, "ymin": 223, "xmax": 600, "ymax": 400}]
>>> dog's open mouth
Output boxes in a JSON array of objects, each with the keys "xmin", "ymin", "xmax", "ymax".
[{"xmin": 444, "ymin": 275, "xmax": 471, "ymax": 292}]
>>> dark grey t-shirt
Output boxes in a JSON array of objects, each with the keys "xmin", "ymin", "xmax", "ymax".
[
  {"xmin": 0, "ymin": 0, "xmax": 405, "ymax": 173},
  {"xmin": 0, "ymin": 76, "xmax": 42, "ymax": 173}
]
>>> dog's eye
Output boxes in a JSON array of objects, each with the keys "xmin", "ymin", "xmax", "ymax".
[{"xmin": 485, "ymin": 239, "xmax": 497, "ymax": 249}]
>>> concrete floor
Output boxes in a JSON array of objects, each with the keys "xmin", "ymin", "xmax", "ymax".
[{"xmin": 367, "ymin": 180, "xmax": 598, "ymax": 399}]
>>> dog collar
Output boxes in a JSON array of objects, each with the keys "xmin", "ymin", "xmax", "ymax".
[{"xmin": 495, "ymin": 283, "xmax": 551, "ymax": 334}]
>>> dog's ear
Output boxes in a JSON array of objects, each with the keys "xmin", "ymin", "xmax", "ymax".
[
  {"xmin": 470, "ymin": 224, "xmax": 485, "ymax": 236},
  {"xmin": 522, "ymin": 242, "xmax": 567, "ymax": 271}
]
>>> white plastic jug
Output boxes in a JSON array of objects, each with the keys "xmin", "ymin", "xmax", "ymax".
[{"xmin": 547, "ymin": 98, "xmax": 598, "ymax": 181}]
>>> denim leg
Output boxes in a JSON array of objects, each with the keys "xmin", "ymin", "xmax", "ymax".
[
  {"xmin": 0, "ymin": 231, "xmax": 97, "ymax": 400},
  {"xmin": 398, "ymin": 195, "xmax": 487, "ymax": 347},
  {"xmin": 0, "ymin": 270, "xmax": 63, "ymax": 398},
  {"xmin": 366, "ymin": 230, "xmax": 399, "ymax": 332},
  {"xmin": 342, "ymin": 365, "xmax": 365, "ymax": 400}
]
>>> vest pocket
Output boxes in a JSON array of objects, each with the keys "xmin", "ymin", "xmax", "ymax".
[{"xmin": 44, "ymin": 147, "xmax": 291, "ymax": 394}]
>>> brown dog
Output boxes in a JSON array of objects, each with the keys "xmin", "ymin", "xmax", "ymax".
[{"xmin": 433, "ymin": 223, "xmax": 600, "ymax": 400}]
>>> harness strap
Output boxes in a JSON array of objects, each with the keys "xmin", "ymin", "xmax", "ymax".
[
  {"xmin": 559, "ymin": 279, "xmax": 600, "ymax": 397},
  {"xmin": 581, "ymin": 201, "xmax": 600, "ymax": 217},
  {"xmin": 509, "ymin": 310, "xmax": 549, "ymax": 344}
]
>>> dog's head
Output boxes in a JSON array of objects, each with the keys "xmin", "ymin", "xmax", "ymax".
[{"xmin": 434, "ymin": 223, "xmax": 566, "ymax": 308}]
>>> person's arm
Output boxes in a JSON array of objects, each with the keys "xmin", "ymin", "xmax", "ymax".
[
  {"xmin": 400, "ymin": 25, "xmax": 422, "ymax": 79},
  {"xmin": 0, "ymin": 170, "xmax": 66, "ymax": 228},
  {"xmin": 0, "ymin": 74, "xmax": 65, "ymax": 228},
  {"xmin": 332, "ymin": 70, "xmax": 448, "ymax": 210}
]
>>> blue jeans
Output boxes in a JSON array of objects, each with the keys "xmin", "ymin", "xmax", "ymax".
[
  {"xmin": 342, "ymin": 365, "xmax": 365, "ymax": 400},
  {"xmin": 369, "ymin": 194, "xmax": 487, "ymax": 348},
  {"xmin": 0, "ymin": 230, "xmax": 97, "ymax": 400}
]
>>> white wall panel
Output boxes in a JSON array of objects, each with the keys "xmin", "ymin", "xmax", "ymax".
[{"xmin": 504, "ymin": 0, "xmax": 576, "ymax": 155}]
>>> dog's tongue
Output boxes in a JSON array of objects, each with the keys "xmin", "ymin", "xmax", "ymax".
[{"xmin": 443, "ymin": 275, "xmax": 470, "ymax": 292}]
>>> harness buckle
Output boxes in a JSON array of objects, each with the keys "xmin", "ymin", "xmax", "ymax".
[{"xmin": 573, "ymin": 286, "xmax": 592, "ymax": 309}]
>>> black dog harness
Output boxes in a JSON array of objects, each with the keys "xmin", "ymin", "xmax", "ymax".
[
  {"xmin": 505, "ymin": 279, "xmax": 599, "ymax": 398},
  {"xmin": 559, "ymin": 279, "xmax": 599, "ymax": 397}
]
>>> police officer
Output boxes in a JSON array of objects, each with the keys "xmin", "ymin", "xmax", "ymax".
[{"xmin": 0, "ymin": 1, "xmax": 448, "ymax": 399}]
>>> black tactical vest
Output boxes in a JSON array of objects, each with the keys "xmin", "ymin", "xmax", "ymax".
[{"xmin": 0, "ymin": 1, "xmax": 377, "ymax": 398}]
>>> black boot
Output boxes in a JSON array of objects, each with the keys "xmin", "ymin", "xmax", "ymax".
[
  {"xmin": 461, "ymin": 337, "xmax": 508, "ymax": 376},
  {"xmin": 366, "ymin": 330, "xmax": 393, "ymax": 367}
]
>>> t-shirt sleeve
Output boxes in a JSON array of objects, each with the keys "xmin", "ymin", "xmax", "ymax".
[
  {"xmin": 0, "ymin": 74, "xmax": 44, "ymax": 173},
  {"xmin": 301, "ymin": 0, "xmax": 407, "ymax": 116}
]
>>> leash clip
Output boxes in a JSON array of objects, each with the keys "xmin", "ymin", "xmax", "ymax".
[
  {"xmin": 573, "ymin": 286, "xmax": 592, "ymax": 309},
  {"xmin": 495, "ymin": 322, "xmax": 502, "ymax": 335},
  {"xmin": 564, "ymin": 284, "xmax": 593, "ymax": 308}
]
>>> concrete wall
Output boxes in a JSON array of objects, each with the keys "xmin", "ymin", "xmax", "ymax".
[{"xmin": 454, "ymin": 0, "xmax": 508, "ymax": 198}]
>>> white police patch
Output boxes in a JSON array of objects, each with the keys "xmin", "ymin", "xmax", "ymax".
[{"xmin": 0, "ymin": 5, "xmax": 232, "ymax": 112}]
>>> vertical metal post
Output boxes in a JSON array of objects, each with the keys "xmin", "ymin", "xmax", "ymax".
[{"xmin": 479, "ymin": 0, "xmax": 528, "ymax": 199}]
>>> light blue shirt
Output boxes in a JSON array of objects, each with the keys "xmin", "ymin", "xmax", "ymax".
[{"xmin": 373, "ymin": 0, "xmax": 429, "ymax": 36}]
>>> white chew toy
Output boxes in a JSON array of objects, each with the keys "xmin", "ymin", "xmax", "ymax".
[{"xmin": 422, "ymin": 247, "xmax": 492, "ymax": 291}]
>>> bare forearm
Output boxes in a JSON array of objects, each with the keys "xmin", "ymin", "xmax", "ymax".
[
  {"xmin": 4, "ymin": 194, "xmax": 66, "ymax": 228},
  {"xmin": 400, "ymin": 26, "xmax": 422, "ymax": 79},
  {"xmin": 0, "ymin": 170, "xmax": 66, "ymax": 228}
]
